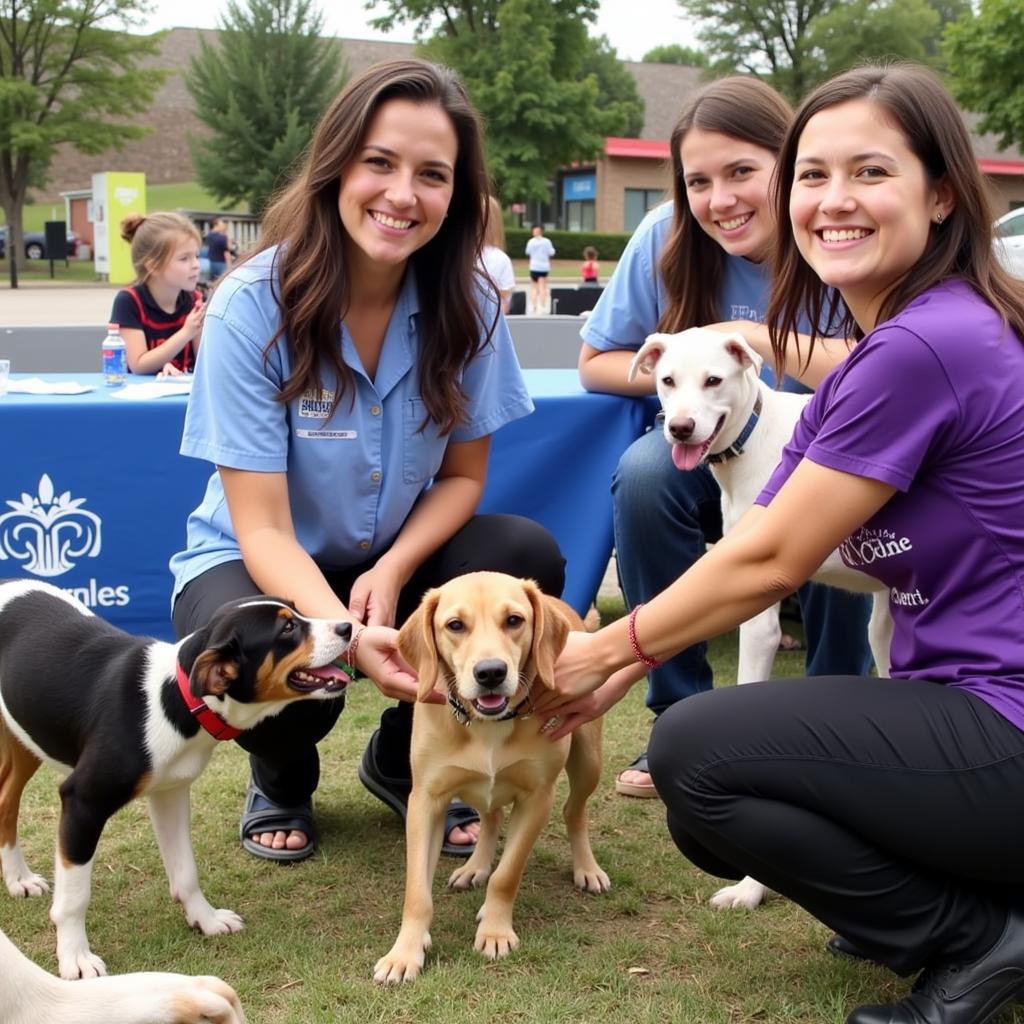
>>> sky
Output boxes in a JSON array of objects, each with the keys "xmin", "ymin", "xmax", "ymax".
[{"xmin": 134, "ymin": 0, "xmax": 697, "ymax": 62}]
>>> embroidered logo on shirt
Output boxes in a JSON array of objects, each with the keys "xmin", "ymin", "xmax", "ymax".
[
  {"xmin": 299, "ymin": 388, "xmax": 335, "ymax": 419},
  {"xmin": 839, "ymin": 528, "xmax": 913, "ymax": 567}
]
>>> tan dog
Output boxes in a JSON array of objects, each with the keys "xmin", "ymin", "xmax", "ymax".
[{"xmin": 373, "ymin": 572, "xmax": 609, "ymax": 983}]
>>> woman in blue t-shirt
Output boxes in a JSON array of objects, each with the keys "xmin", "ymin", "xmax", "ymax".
[
  {"xmin": 579, "ymin": 76, "xmax": 873, "ymax": 800},
  {"xmin": 170, "ymin": 60, "xmax": 564, "ymax": 864},
  {"xmin": 546, "ymin": 63, "xmax": 1024, "ymax": 1024}
]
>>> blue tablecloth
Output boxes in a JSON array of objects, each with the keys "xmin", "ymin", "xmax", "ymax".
[{"xmin": 0, "ymin": 372, "xmax": 655, "ymax": 638}]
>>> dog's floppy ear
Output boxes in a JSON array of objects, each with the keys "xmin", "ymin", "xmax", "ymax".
[
  {"xmin": 723, "ymin": 332, "xmax": 764, "ymax": 375},
  {"xmin": 628, "ymin": 334, "xmax": 669, "ymax": 382},
  {"xmin": 523, "ymin": 581, "xmax": 572, "ymax": 690},
  {"xmin": 398, "ymin": 589, "xmax": 443, "ymax": 702},
  {"xmin": 189, "ymin": 639, "xmax": 241, "ymax": 698}
]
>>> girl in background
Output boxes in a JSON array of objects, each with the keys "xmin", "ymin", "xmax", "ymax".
[
  {"xmin": 110, "ymin": 212, "xmax": 205, "ymax": 376},
  {"xmin": 479, "ymin": 195, "xmax": 515, "ymax": 314}
]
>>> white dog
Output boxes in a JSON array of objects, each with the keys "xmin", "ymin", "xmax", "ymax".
[
  {"xmin": 629, "ymin": 327, "xmax": 892, "ymax": 910},
  {"xmin": 0, "ymin": 925, "xmax": 245, "ymax": 1024}
]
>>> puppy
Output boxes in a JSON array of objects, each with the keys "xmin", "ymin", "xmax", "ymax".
[
  {"xmin": 1, "ymin": 925, "xmax": 245, "ymax": 1024},
  {"xmin": 630, "ymin": 329, "xmax": 892, "ymax": 909},
  {"xmin": 374, "ymin": 572, "xmax": 609, "ymax": 983},
  {"xmin": 0, "ymin": 579, "xmax": 351, "ymax": 979}
]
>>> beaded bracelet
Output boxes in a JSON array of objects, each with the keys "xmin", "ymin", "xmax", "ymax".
[
  {"xmin": 627, "ymin": 604, "xmax": 661, "ymax": 669},
  {"xmin": 345, "ymin": 625, "xmax": 367, "ymax": 679}
]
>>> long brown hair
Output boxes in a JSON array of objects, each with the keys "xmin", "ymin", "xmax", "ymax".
[
  {"xmin": 768, "ymin": 62, "xmax": 1024, "ymax": 370},
  {"xmin": 658, "ymin": 77, "xmax": 792, "ymax": 333},
  {"xmin": 121, "ymin": 212, "xmax": 200, "ymax": 285},
  {"xmin": 258, "ymin": 59, "xmax": 494, "ymax": 433}
]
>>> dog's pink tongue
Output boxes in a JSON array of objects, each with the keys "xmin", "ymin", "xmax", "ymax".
[
  {"xmin": 671, "ymin": 443, "xmax": 705, "ymax": 472},
  {"xmin": 476, "ymin": 694, "xmax": 506, "ymax": 710}
]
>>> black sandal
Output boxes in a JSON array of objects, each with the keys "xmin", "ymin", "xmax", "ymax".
[
  {"xmin": 239, "ymin": 778, "xmax": 316, "ymax": 862},
  {"xmin": 358, "ymin": 729, "xmax": 480, "ymax": 857},
  {"xmin": 614, "ymin": 749, "xmax": 660, "ymax": 799}
]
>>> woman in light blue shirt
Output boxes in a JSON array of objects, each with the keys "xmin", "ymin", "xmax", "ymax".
[{"xmin": 170, "ymin": 60, "xmax": 564, "ymax": 863}]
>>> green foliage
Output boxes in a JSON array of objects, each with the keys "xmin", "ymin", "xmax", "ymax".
[
  {"xmin": 582, "ymin": 34, "xmax": 645, "ymax": 138},
  {"xmin": 373, "ymin": 0, "xmax": 635, "ymax": 203},
  {"xmin": 642, "ymin": 43, "xmax": 709, "ymax": 67},
  {"xmin": 677, "ymin": 0, "xmax": 967, "ymax": 103},
  {"xmin": 505, "ymin": 227, "xmax": 632, "ymax": 261},
  {"xmin": 0, "ymin": 0, "xmax": 164, "ymax": 263},
  {"xmin": 944, "ymin": 0, "xmax": 1024, "ymax": 152},
  {"xmin": 185, "ymin": 0, "xmax": 347, "ymax": 217}
]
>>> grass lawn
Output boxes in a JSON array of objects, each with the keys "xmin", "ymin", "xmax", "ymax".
[
  {"xmin": 2, "ymin": 603, "xmax": 996, "ymax": 1024},
  {"xmin": 0, "ymin": 256, "xmax": 105, "ymax": 284}
]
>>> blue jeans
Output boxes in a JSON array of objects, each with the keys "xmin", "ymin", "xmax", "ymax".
[{"xmin": 612, "ymin": 426, "xmax": 874, "ymax": 716}]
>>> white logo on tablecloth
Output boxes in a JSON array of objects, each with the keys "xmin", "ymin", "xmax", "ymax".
[{"xmin": 0, "ymin": 474, "xmax": 102, "ymax": 577}]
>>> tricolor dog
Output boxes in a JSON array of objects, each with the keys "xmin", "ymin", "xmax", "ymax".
[
  {"xmin": 374, "ymin": 572, "xmax": 609, "ymax": 983},
  {"xmin": 0, "ymin": 579, "xmax": 351, "ymax": 979},
  {"xmin": 629, "ymin": 328, "xmax": 892, "ymax": 910},
  {"xmin": 1, "ymin": 924, "xmax": 246, "ymax": 1024}
]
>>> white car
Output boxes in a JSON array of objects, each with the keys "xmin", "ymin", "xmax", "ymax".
[{"xmin": 994, "ymin": 208, "xmax": 1024, "ymax": 279}]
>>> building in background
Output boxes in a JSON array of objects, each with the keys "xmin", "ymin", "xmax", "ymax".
[{"xmin": 40, "ymin": 29, "xmax": 1024, "ymax": 235}]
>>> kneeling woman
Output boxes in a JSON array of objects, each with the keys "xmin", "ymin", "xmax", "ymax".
[
  {"xmin": 541, "ymin": 63, "xmax": 1024, "ymax": 1024},
  {"xmin": 170, "ymin": 59, "xmax": 563, "ymax": 864}
]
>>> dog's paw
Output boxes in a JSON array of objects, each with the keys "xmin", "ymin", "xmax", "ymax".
[
  {"xmin": 474, "ymin": 914, "xmax": 519, "ymax": 960},
  {"xmin": 573, "ymin": 862, "xmax": 611, "ymax": 894},
  {"xmin": 709, "ymin": 877, "xmax": 767, "ymax": 910},
  {"xmin": 5, "ymin": 871, "xmax": 49, "ymax": 898},
  {"xmin": 448, "ymin": 862, "xmax": 491, "ymax": 890},
  {"xmin": 191, "ymin": 907, "xmax": 245, "ymax": 935},
  {"xmin": 159, "ymin": 975, "xmax": 246, "ymax": 1024},
  {"xmin": 58, "ymin": 947, "xmax": 107, "ymax": 980},
  {"xmin": 373, "ymin": 933, "xmax": 431, "ymax": 984}
]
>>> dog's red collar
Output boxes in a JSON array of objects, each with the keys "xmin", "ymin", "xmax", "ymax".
[{"xmin": 176, "ymin": 663, "xmax": 243, "ymax": 741}]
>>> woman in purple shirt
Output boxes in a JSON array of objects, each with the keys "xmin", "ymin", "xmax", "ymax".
[{"xmin": 538, "ymin": 64, "xmax": 1024, "ymax": 1024}]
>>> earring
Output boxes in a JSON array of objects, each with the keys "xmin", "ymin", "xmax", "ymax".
[{"xmin": 935, "ymin": 212, "xmax": 943, "ymax": 224}]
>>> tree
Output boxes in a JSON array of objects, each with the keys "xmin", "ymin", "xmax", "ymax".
[
  {"xmin": 0, "ymin": 0, "xmax": 162, "ymax": 273},
  {"xmin": 676, "ymin": 0, "xmax": 966, "ymax": 103},
  {"xmin": 642, "ymin": 43, "xmax": 709, "ymax": 67},
  {"xmin": 581, "ymin": 34, "xmax": 644, "ymax": 139},
  {"xmin": 185, "ymin": 0, "xmax": 346, "ymax": 217},
  {"xmin": 944, "ymin": 0, "xmax": 1024, "ymax": 152},
  {"xmin": 368, "ymin": 0, "xmax": 638, "ymax": 202}
]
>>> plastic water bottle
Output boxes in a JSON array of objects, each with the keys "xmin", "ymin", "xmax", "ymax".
[{"xmin": 102, "ymin": 323, "xmax": 127, "ymax": 386}]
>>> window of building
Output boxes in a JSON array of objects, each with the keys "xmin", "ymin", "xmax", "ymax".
[
  {"xmin": 566, "ymin": 200, "xmax": 596, "ymax": 231},
  {"xmin": 624, "ymin": 188, "xmax": 664, "ymax": 232}
]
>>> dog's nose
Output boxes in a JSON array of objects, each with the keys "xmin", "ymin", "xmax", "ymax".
[
  {"xmin": 473, "ymin": 659, "xmax": 508, "ymax": 689},
  {"xmin": 669, "ymin": 417, "xmax": 695, "ymax": 441},
  {"xmin": 335, "ymin": 622, "xmax": 353, "ymax": 641}
]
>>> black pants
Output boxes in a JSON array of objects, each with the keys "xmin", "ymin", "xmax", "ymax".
[
  {"xmin": 647, "ymin": 675, "xmax": 1024, "ymax": 975},
  {"xmin": 172, "ymin": 514, "xmax": 565, "ymax": 806}
]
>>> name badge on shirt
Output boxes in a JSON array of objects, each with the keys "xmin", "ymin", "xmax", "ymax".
[
  {"xmin": 299, "ymin": 387, "xmax": 336, "ymax": 419},
  {"xmin": 296, "ymin": 428, "xmax": 358, "ymax": 440}
]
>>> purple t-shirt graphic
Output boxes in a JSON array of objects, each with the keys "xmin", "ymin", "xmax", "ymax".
[{"xmin": 758, "ymin": 280, "xmax": 1024, "ymax": 730}]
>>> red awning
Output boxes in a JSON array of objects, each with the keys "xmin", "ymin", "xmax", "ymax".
[
  {"xmin": 978, "ymin": 158, "xmax": 1024, "ymax": 177},
  {"xmin": 604, "ymin": 137, "xmax": 671, "ymax": 159}
]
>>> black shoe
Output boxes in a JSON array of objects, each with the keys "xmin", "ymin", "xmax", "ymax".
[
  {"xmin": 845, "ymin": 908, "xmax": 1024, "ymax": 1023},
  {"xmin": 829, "ymin": 933, "xmax": 880, "ymax": 964}
]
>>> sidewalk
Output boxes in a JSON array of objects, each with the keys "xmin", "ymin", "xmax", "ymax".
[{"xmin": 1, "ymin": 284, "xmax": 119, "ymax": 325}]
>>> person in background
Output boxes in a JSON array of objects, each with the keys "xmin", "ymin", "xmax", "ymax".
[
  {"xmin": 580, "ymin": 245, "xmax": 600, "ymax": 285},
  {"xmin": 204, "ymin": 217, "xmax": 233, "ymax": 282},
  {"xmin": 577, "ymin": 77, "xmax": 873, "ymax": 799},
  {"xmin": 544, "ymin": 62, "xmax": 1024, "ymax": 1024},
  {"xmin": 525, "ymin": 223, "xmax": 555, "ymax": 313},
  {"xmin": 479, "ymin": 195, "xmax": 515, "ymax": 314},
  {"xmin": 169, "ymin": 59, "xmax": 565, "ymax": 864},
  {"xmin": 110, "ymin": 212, "xmax": 205, "ymax": 377}
]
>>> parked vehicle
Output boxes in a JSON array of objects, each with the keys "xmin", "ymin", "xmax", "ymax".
[
  {"xmin": 0, "ymin": 225, "xmax": 80, "ymax": 259},
  {"xmin": 994, "ymin": 208, "xmax": 1024, "ymax": 280}
]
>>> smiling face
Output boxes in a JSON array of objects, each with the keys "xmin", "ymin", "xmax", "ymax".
[
  {"xmin": 338, "ymin": 97, "xmax": 458, "ymax": 282},
  {"xmin": 680, "ymin": 128, "xmax": 778, "ymax": 262},
  {"xmin": 789, "ymin": 98, "xmax": 951, "ymax": 330}
]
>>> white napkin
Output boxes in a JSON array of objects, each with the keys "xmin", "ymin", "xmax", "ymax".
[
  {"xmin": 6, "ymin": 377, "xmax": 95, "ymax": 395},
  {"xmin": 109, "ymin": 380, "xmax": 193, "ymax": 400}
]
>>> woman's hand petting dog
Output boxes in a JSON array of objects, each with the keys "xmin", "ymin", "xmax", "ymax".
[
  {"xmin": 539, "ymin": 663, "xmax": 641, "ymax": 740},
  {"xmin": 356, "ymin": 625, "xmax": 444, "ymax": 704},
  {"xmin": 534, "ymin": 632, "xmax": 642, "ymax": 718}
]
